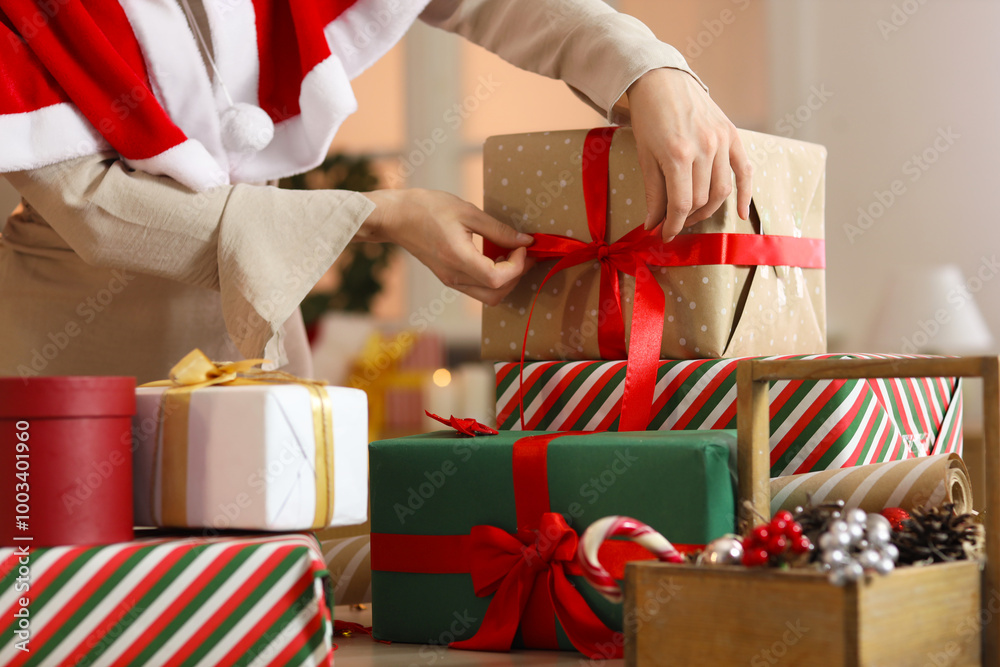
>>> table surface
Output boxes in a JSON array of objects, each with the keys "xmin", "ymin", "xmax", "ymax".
[{"xmin": 333, "ymin": 606, "xmax": 624, "ymax": 666}]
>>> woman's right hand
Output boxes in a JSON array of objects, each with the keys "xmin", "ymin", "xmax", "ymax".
[{"xmin": 357, "ymin": 188, "xmax": 535, "ymax": 306}]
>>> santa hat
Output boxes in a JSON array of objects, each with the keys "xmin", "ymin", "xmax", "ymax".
[{"xmin": 0, "ymin": 0, "xmax": 429, "ymax": 191}]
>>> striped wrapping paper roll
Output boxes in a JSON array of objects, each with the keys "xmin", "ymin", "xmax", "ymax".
[
  {"xmin": 314, "ymin": 522, "xmax": 371, "ymax": 606},
  {"xmin": 0, "ymin": 534, "xmax": 334, "ymax": 667},
  {"xmin": 495, "ymin": 354, "xmax": 964, "ymax": 477},
  {"xmin": 769, "ymin": 453, "xmax": 972, "ymax": 516}
]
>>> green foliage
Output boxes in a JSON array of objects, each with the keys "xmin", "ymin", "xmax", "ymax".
[{"xmin": 280, "ymin": 154, "xmax": 395, "ymax": 320}]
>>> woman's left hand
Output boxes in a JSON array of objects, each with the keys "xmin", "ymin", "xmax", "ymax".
[{"xmin": 626, "ymin": 67, "xmax": 753, "ymax": 242}]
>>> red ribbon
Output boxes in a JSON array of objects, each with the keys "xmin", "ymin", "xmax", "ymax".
[
  {"xmin": 370, "ymin": 432, "xmax": 684, "ymax": 659},
  {"xmin": 449, "ymin": 512, "xmax": 620, "ymax": 656},
  {"xmin": 424, "ymin": 410, "xmax": 499, "ymax": 436},
  {"xmin": 486, "ymin": 127, "xmax": 825, "ymax": 432}
]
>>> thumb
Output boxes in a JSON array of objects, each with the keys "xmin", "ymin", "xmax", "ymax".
[{"xmin": 467, "ymin": 211, "xmax": 534, "ymax": 249}]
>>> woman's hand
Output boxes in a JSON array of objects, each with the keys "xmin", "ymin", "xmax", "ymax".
[
  {"xmin": 358, "ymin": 188, "xmax": 534, "ymax": 306},
  {"xmin": 626, "ymin": 67, "xmax": 753, "ymax": 242}
]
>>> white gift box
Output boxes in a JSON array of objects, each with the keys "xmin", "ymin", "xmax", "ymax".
[{"xmin": 133, "ymin": 384, "xmax": 368, "ymax": 531}]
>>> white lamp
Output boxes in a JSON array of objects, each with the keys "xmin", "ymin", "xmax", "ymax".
[{"xmin": 865, "ymin": 265, "xmax": 994, "ymax": 355}]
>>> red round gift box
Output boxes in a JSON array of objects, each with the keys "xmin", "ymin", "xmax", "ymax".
[{"xmin": 0, "ymin": 376, "xmax": 136, "ymax": 547}]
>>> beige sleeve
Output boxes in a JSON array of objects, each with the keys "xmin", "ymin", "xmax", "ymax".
[
  {"xmin": 420, "ymin": 0, "xmax": 706, "ymax": 126},
  {"xmin": 4, "ymin": 153, "xmax": 374, "ymax": 367}
]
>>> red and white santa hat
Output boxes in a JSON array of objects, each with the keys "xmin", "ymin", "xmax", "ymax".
[{"xmin": 0, "ymin": 0, "xmax": 429, "ymax": 191}]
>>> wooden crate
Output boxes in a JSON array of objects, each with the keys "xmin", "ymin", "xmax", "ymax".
[
  {"xmin": 625, "ymin": 356, "xmax": 1000, "ymax": 667},
  {"xmin": 626, "ymin": 561, "xmax": 981, "ymax": 666}
]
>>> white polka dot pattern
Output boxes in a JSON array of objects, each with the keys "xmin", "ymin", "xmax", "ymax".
[{"xmin": 480, "ymin": 127, "xmax": 827, "ymax": 361}]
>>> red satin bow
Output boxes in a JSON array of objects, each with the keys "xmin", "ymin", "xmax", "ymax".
[
  {"xmin": 510, "ymin": 127, "xmax": 824, "ymax": 432},
  {"xmin": 521, "ymin": 224, "xmax": 667, "ymax": 432},
  {"xmin": 450, "ymin": 512, "xmax": 623, "ymax": 658}
]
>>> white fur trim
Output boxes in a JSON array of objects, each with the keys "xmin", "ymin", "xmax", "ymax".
[
  {"xmin": 125, "ymin": 139, "xmax": 229, "ymax": 192},
  {"xmin": 118, "ymin": 0, "xmax": 230, "ymax": 175},
  {"xmin": 326, "ymin": 0, "xmax": 432, "ymax": 78},
  {"xmin": 1, "ymin": 0, "xmax": 429, "ymax": 187},
  {"xmin": 229, "ymin": 56, "xmax": 357, "ymax": 184},
  {"xmin": 204, "ymin": 0, "xmax": 261, "ymax": 113},
  {"xmin": 0, "ymin": 103, "xmax": 109, "ymax": 171},
  {"xmin": 231, "ymin": 0, "xmax": 432, "ymax": 182}
]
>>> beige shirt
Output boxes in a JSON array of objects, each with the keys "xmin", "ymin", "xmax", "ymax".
[{"xmin": 0, "ymin": 0, "xmax": 699, "ymax": 384}]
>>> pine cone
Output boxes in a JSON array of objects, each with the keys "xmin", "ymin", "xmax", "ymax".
[
  {"xmin": 791, "ymin": 499, "xmax": 847, "ymax": 564},
  {"xmin": 891, "ymin": 503, "xmax": 983, "ymax": 566}
]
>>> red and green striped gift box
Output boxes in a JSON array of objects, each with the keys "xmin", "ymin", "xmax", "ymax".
[
  {"xmin": 0, "ymin": 533, "xmax": 334, "ymax": 666},
  {"xmin": 496, "ymin": 354, "xmax": 962, "ymax": 476}
]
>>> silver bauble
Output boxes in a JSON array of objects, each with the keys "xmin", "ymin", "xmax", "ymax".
[
  {"xmin": 698, "ymin": 535, "xmax": 744, "ymax": 566},
  {"xmin": 858, "ymin": 549, "xmax": 881, "ymax": 569},
  {"xmin": 875, "ymin": 556, "xmax": 895, "ymax": 576},
  {"xmin": 822, "ymin": 548, "xmax": 849, "ymax": 566},
  {"xmin": 846, "ymin": 508, "xmax": 868, "ymax": 525}
]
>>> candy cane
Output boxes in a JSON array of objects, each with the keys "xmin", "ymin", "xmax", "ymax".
[{"xmin": 578, "ymin": 516, "xmax": 684, "ymax": 603}]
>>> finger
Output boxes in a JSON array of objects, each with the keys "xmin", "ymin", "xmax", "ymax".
[
  {"xmin": 463, "ymin": 209, "xmax": 534, "ymax": 249},
  {"xmin": 453, "ymin": 265, "xmax": 531, "ymax": 306},
  {"xmin": 686, "ymin": 144, "xmax": 734, "ymax": 226},
  {"xmin": 661, "ymin": 157, "xmax": 694, "ymax": 241},
  {"xmin": 639, "ymin": 154, "xmax": 668, "ymax": 231},
  {"xmin": 684, "ymin": 151, "xmax": 713, "ymax": 226},
  {"xmin": 455, "ymin": 244, "xmax": 529, "ymax": 291},
  {"xmin": 729, "ymin": 133, "xmax": 754, "ymax": 220}
]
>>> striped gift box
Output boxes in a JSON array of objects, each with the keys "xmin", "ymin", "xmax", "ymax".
[
  {"xmin": 496, "ymin": 354, "xmax": 963, "ymax": 477},
  {"xmin": 0, "ymin": 534, "xmax": 333, "ymax": 666},
  {"xmin": 314, "ymin": 522, "xmax": 371, "ymax": 606}
]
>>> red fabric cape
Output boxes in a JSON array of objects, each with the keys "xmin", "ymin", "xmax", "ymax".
[{"xmin": 0, "ymin": 0, "xmax": 429, "ymax": 190}]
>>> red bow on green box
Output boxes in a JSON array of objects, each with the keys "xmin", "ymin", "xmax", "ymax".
[
  {"xmin": 485, "ymin": 127, "xmax": 825, "ymax": 431},
  {"xmin": 371, "ymin": 431, "xmax": 698, "ymax": 659}
]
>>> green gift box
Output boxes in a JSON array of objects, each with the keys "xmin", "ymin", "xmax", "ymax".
[{"xmin": 369, "ymin": 429, "xmax": 737, "ymax": 658}]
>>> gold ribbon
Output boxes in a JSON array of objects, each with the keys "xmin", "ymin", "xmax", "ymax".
[{"xmin": 142, "ymin": 349, "xmax": 336, "ymax": 528}]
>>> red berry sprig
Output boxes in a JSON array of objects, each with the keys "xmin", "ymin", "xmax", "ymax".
[{"xmin": 741, "ymin": 510, "xmax": 813, "ymax": 567}]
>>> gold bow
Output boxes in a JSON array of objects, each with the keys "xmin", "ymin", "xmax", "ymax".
[{"xmin": 142, "ymin": 349, "xmax": 335, "ymax": 528}]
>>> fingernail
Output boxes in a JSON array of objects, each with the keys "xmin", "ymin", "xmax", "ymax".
[
  {"xmin": 643, "ymin": 217, "xmax": 655, "ymax": 231},
  {"xmin": 516, "ymin": 232, "xmax": 534, "ymax": 245}
]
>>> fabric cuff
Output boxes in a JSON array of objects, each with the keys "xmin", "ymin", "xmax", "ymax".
[{"xmin": 218, "ymin": 185, "xmax": 375, "ymax": 367}]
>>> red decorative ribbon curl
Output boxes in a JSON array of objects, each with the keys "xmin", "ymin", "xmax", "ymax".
[{"xmin": 491, "ymin": 127, "xmax": 825, "ymax": 431}]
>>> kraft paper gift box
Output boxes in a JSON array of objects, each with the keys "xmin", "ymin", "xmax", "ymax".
[
  {"xmin": 0, "ymin": 533, "xmax": 335, "ymax": 666},
  {"xmin": 314, "ymin": 521, "xmax": 372, "ymax": 606},
  {"xmin": 481, "ymin": 127, "xmax": 828, "ymax": 362},
  {"xmin": 495, "ymin": 354, "xmax": 964, "ymax": 476},
  {"xmin": 368, "ymin": 429, "xmax": 738, "ymax": 658},
  {"xmin": 133, "ymin": 379, "xmax": 368, "ymax": 532}
]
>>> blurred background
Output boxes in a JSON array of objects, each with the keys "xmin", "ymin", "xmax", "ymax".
[{"xmin": 3, "ymin": 0, "xmax": 997, "ymax": 437}]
